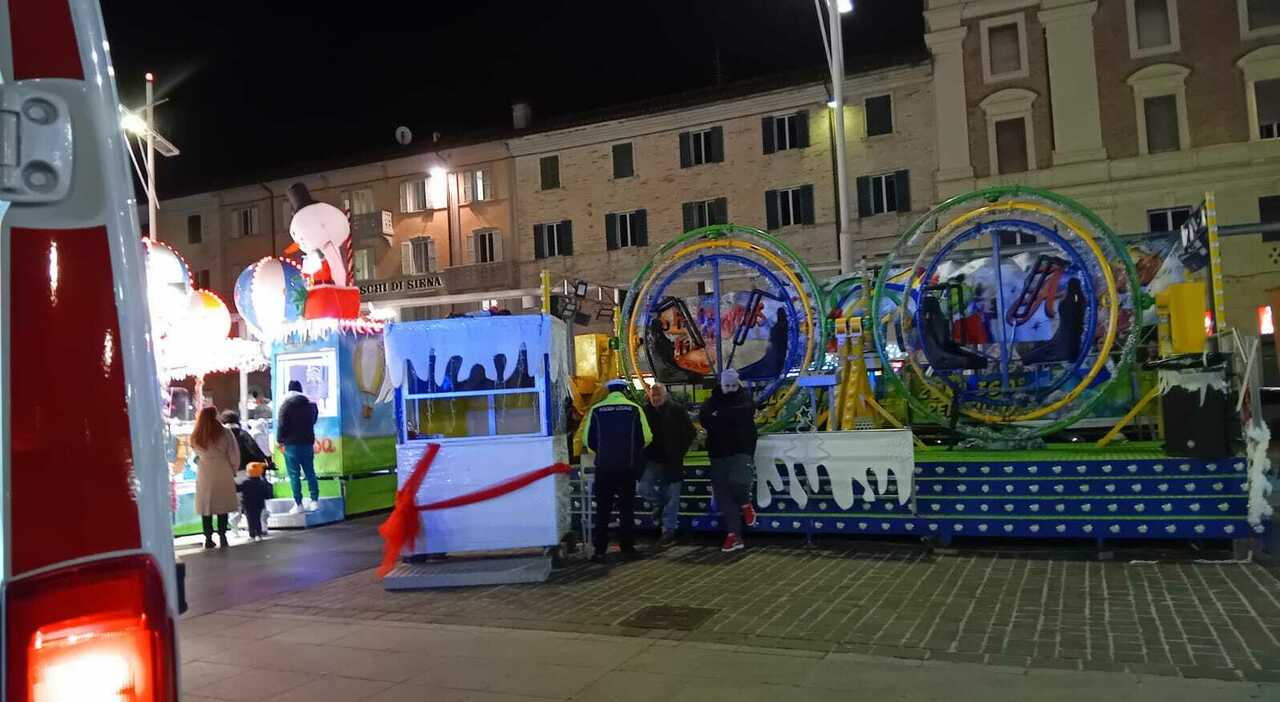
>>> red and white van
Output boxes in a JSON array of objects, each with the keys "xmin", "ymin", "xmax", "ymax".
[{"xmin": 2, "ymin": 1, "xmax": 182, "ymax": 700}]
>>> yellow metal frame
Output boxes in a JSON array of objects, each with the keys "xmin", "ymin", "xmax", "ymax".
[
  {"xmin": 625, "ymin": 239, "xmax": 819, "ymax": 422},
  {"xmin": 899, "ymin": 201, "xmax": 1121, "ymax": 423}
]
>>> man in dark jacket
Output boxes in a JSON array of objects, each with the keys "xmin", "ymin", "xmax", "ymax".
[
  {"xmin": 583, "ymin": 378, "xmax": 652, "ymax": 561},
  {"xmin": 699, "ymin": 368, "xmax": 758, "ymax": 552},
  {"xmin": 639, "ymin": 383, "xmax": 696, "ymax": 547},
  {"xmin": 276, "ymin": 379, "xmax": 320, "ymax": 514}
]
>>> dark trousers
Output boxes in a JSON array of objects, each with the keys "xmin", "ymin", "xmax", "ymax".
[
  {"xmin": 201, "ymin": 514, "xmax": 229, "ymax": 540},
  {"xmin": 593, "ymin": 467, "xmax": 636, "ymax": 552},
  {"xmin": 245, "ymin": 506, "xmax": 265, "ymax": 538}
]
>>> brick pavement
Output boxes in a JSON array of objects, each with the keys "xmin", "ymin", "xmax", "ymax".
[{"xmin": 232, "ymin": 540, "xmax": 1280, "ymax": 684}]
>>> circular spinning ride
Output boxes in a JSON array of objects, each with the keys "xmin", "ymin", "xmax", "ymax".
[
  {"xmin": 871, "ymin": 187, "xmax": 1144, "ymax": 444},
  {"xmin": 619, "ymin": 225, "xmax": 827, "ymax": 418}
]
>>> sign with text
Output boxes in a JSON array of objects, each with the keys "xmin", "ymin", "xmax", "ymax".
[{"xmin": 358, "ymin": 274, "xmax": 444, "ymax": 299}]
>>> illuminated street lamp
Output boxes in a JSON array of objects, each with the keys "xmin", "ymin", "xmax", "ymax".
[{"xmin": 121, "ymin": 72, "xmax": 180, "ymax": 240}]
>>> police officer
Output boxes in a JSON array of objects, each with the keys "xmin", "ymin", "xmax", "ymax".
[{"xmin": 582, "ymin": 378, "xmax": 652, "ymax": 561}]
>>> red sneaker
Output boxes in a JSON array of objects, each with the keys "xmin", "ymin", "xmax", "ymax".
[
  {"xmin": 741, "ymin": 503, "xmax": 759, "ymax": 528},
  {"xmin": 721, "ymin": 533, "xmax": 745, "ymax": 552}
]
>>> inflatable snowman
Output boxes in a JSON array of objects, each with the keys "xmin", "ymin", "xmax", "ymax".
[{"xmin": 286, "ymin": 182, "xmax": 361, "ymax": 319}]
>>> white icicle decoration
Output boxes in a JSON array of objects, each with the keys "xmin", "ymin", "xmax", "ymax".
[
  {"xmin": 1246, "ymin": 421, "xmax": 1274, "ymax": 527},
  {"xmin": 1157, "ymin": 369, "xmax": 1229, "ymax": 406}
]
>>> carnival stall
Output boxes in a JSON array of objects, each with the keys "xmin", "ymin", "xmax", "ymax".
[
  {"xmin": 144, "ymin": 240, "xmax": 268, "ymax": 536},
  {"xmin": 232, "ymin": 183, "xmax": 397, "ymax": 527},
  {"xmin": 376, "ymin": 313, "xmax": 573, "ymax": 588}
]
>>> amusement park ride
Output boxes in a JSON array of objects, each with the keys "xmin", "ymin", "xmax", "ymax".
[{"xmin": 145, "ymin": 179, "xmax": 1273, "ymax": 585}]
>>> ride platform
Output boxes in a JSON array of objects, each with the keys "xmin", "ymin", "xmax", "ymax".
[{"xmin": 572, "ymin": 442, "xmax": 1260, "ymax": 546}]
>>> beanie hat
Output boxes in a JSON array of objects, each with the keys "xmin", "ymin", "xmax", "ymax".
[
  {"xmin": 247, "ymin": 462, "xmax": 267, "ymax": 478},
  {"xmin": 720, "ymin": 367, "xmax": 741, "ymax": 394}
]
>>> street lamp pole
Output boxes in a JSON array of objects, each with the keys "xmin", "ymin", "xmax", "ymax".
[
  {"xmin": 145, "ymin": 72, "xmax": 156, "ymax": 240},
  {"xmin": 817, "ymin": 0, "xmax": 854, "ymax": 274}
]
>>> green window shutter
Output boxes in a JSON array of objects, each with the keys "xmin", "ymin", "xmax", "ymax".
[
  {"xmin": 799, "ymin": 184, "xmax": 815, "ymax": 225},
  {"xmin": 894, "ymin": 170, "xmax": 911, "ymax": 213},
  {"xmin": 558, "ymin": 219, "xmax": 574, "ymax": 256},
  {"xmin": 795, "ymin": 111, "xmax": 810, "ymax": 148},
  {"xmin": 709, "ymin": 126, "xmax": 725, "ymax": 163},
  {"xmin": 679, "ymin": 132, "xmax": 693, "ymax": 168},
  {"xmin": 682, "ymin": 202, "xmax": 697, "ymax": 232},
  {"xmin": 856, "ymin": 176, "xmax": 872, "ymax": 218},
  {"xmin": 712, "ymin": 198, "xmax": 728, "ymax": 225},
  {"xmin": 540, "ymin": 156, "xmax": 559, "ymax": 189},
  {"xmin": 533, "ymin": 224, "xmax": 546, "ymax": 260},
  {"xmin": 765, "ymin": 190, "xmax": 780, "ymax": 230},
  {"xmin": 612, "ymin": 143, "xmax": 633, "ymax": 178},
  {"xmin": 605, "ymin": 213, "xmax": 619, "ymax": 250},
  {"xmin": 634, "ymin": 209, "xmax": 648, "ymax": 246},
  {"xmin": 762, "ymin": 117, "xmax": 776, "ymax": 154}
]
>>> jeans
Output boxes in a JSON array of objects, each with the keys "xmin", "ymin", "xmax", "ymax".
[
  {"xmin": 282, "ymin": 443, "xmax": 319, "ymax": 505},
  {"xmin": 592, "ymin": 467, "xmax": 636, "ymax": 553},
  {"xmin": 710, "ymin": 453, "xmax": 754, "ymax": 537},
  {"xmin": 638, "ymin": 461, "xmax": 682, "ymax": 532}
]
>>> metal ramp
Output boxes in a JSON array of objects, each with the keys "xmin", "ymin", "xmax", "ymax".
[{"xmin": 382, "ymin": 553, "xmax": 553, "ymax": 590}]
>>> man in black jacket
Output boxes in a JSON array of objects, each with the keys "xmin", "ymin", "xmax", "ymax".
[
  {"xmin": 276, "ymin": 380, "xmax": 320, "ymax": 514},
  {"xmin": 699, "ymin": 368, "xmax": 758, "ymax": 552},
  {"xmin": 639, "ymin": 383, "xmax": 696, "ymax": 547},
  {"xmin": 583, "ymin": 378, "xmax": 652, "ymax": 561}
]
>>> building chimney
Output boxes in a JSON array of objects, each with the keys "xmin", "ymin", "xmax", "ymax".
[{"xmin": 512, "ymin": 102, "xmax": 532, "ymax": 130}]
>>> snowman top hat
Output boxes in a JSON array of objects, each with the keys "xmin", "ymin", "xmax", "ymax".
[{"xmin": 287, "ymin": 182, "xmax": 318, "ymax": 212}]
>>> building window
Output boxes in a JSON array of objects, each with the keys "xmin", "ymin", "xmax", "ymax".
[
  {"xmin": 612, "ymin": 143, "xmax": 634, "ymax": 178},
  {"xmin": 1144, "ymin": 95, "xmax": 1181, "ymax": 153},
  {"xmin": 1147, "ymin": 206, "xmax": 1192, "ymax": 233},
  {"xmin": 606, "ymin": 210, "xmax": 648, "ymax": 250},
  {"xmin": 994, "ymin": 118, "xmax": 1030, "ymax": 174},
  {"xmin": 998, "ymin": 230, "xmax": 1038, "ymax": 246},
  {"xmin": 461, "ymin": 169, "xmax": 493, "ymax": 204},
  {"xmin": 762, "ymin": 112, "xmax": 810, "ymax": 153},
  {"xmin": 539, "ymin": 156, "xmax": 560, "ymax": 190},
  {"xmin": 229, "ymin": 206, "xmax": 259, "ymax": 238},
  {"xmin": 1257, "ymin": 79, "xmax": 1280, "ymax": 139},
  {"xmin": 1239, "ymin": 47, "xmax": 1280, "ymax": 141},
  {"xmin": 865, "ymin": 95, "xmax": 893, "ymax": 137},
  {"xmin": 979, "ymin": 88, "xmax": 1037, "ymax": 176},
  {"xmin": 195, "ymin": 269, "xmax": 210, "ymax": 289},
  {"xmin": 980, "ymin": 14, "xmax": 1029, "ymax": 83},
  {"xmin": 401, "ymin": 236, "xmax": 436, "ymax": 275},
  {"xmin": 765, "ymin": 185, "xmax": 815, "ymax": 230},
  {"xmin": 467, "ymin": 229, "xmax": 503, "ymax": 264},
  {"xmin": 353, "ymin": 248, "xmax": 374, "ymax": 281},
  {"xmin": 681, "ymin": 198, "xmax": 728, "ymax": 231},
  {"xmin": 1259, "ymin": 195, "xmax": 1280, "ymax": 242},
  {"xmin": 679, "ymin": 126, "xmax": 724, "ymax": 167},
  {"xmin": 400, "ymin": 179, "xmax": 429, "ymax": 213},
  {"xmin": 1240, "ymin": 0, "xmax": 1280, "ymax": 38},
  {"xmin": 1127, "ymin": 63, "xmax": 1191, "ymax": 155},
  {"xmin": 1128, "ymin": 0, "xmax": 1180, "ymax": 58},
  {"xmin": 186, "ymin": 214, "xmax": 202, "ymax": 244},
  {"xmin": 533, "ymin": 220, "xmax": 573, "ymax": 259},
  {"xmin": 856, "ymin": 171, "xmax": 911, "ymax": 217},
  {"xmin": 341, "ymin": 188, "xmax": 375, "ymax": 215}
]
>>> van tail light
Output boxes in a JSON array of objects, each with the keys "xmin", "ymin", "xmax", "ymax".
[{"xmin": 5, "ymin": 554, "xmax": 176, "ymax": 702}]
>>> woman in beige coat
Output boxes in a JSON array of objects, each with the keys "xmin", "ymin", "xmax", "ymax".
[{"xmin": 191, "ymin": 406, "xmax": 241, "ymax": 549}]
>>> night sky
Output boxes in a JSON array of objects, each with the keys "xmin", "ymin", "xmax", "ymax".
[{"xmin": 103, "ymin": 0, "xmax": 924, "ymax": 197}]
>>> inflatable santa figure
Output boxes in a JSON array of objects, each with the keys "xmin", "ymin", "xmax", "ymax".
[{"xmin": 285, "ymin": 182, "xmax": 361, "ymax": 319}]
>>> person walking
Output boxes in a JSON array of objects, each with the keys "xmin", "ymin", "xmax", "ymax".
[
  {"xmin": 276, "ymin": 379, "xmax": 320, "ymax": 514},
  {"xmin": 699, "ymin": 368, "xmax": 758, "ymax": 552},
  {"xmin": 236, "ymin": 462, "xmax": 274, "ymax": 542},
  {"xmin": 639, "ymin": 383, "xmax": 695, "ymax": 548},
  {"xmin": 190, "ymin": 406, "xmax": 241, "ymax": 549},
  {"xmin": 221, "ymin": 410, "xmax": 272, "ymax": 534},
  {"xmin": 582, "ymin": 378, "xmax": 652, "ymax": 562}
]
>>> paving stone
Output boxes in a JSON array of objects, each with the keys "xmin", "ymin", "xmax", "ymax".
[{"xmin": 1177, "ymin": 667, "xmax": 1242, "ymax": 681}]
